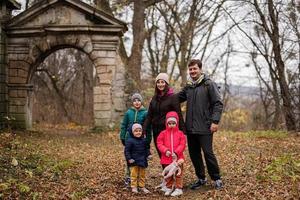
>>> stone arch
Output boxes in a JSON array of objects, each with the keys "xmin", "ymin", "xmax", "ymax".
[
  {"xmin": 25, "ymin": 35, "xmax": 94, "ymax": 82},
  {"xmin": 29, "ymin": 47, "xmax": 96, "ymax": 125},
  {"xmin": 1, "ymin": 0, "xmax": 127, "ymax": 129}
]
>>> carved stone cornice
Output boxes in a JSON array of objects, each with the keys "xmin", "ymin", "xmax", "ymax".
[{"xmin": 5, "ymin": 25, "xmax": 125, "ymax": 37}]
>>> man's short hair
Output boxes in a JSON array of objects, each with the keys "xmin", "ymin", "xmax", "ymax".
[{"xmin": 188, "ymin": 59, "xmax": 202, "ymax": 69}]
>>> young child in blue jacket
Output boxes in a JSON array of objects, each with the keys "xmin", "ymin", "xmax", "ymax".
[
  {"xmin": 125, "ymin": 123, "xmax": 151, "ymax": 194},
  {"xmin": 120, "ymin": 93, "xmax": 152, "ymax": 186}
]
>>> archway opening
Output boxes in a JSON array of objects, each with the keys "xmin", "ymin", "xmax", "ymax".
[{"xmin": 30, "ymin": 48, "xmax": 95, "ymax": 126}]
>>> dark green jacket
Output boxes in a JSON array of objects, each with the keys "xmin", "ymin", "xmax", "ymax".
[
  {"xmin": 178, "ymin": 75, "xmax": 223, "ymax": 135},
  {"xmin": 120, "ymin": 107, "xmax": 151, "ymax": 144}
]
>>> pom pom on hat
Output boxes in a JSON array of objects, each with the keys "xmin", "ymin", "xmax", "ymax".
[
  {"xmin": 131, "ymin": 93, "xmax": 143, "ymax": 102},
  {"xmin": 155, "ymin": 73, "xmax": 169, "ymax": 84},
  {"xmin": 132, "ymin": 123, "xmax": 142, "ymax": 132}
]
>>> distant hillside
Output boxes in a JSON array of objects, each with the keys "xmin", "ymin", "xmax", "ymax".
[{"xmin": 218, "ymin": 83, "xmax": 260, "ymax": 98}]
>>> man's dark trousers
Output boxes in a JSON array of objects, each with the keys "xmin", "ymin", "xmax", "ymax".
[{"xmin": 187, "ymin": 134, "xmax": 220, "ymax": 181}]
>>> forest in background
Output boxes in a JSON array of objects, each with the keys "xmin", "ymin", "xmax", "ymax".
[
  {"xmin": 16, "ymin": 0, "xmax": 300, "ymax": 132},
  {"xmin": 1, "ymin": 1, "xmax": 299, "ymax": 199}
]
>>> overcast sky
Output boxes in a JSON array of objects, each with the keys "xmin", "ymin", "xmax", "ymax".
[{"xmin": 13, "ymin": 0, "xmax": 259, "ymax": 88}]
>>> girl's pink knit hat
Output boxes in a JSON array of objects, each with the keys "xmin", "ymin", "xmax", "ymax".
[{"xmin": 167, "ymin": 117, "xmax": 177, "ymax": 124}]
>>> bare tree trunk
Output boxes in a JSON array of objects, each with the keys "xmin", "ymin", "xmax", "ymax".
[
  {"xmin": 275, "ymin": 61, "xmax": 296, "ymax": 130},
  {"xmin": 257, "ymin": 78, "xmax": 270, "ymax": 129},
  {"xmin": 25, "ymin": 0, "xmax": 30, "ymax": 9},
  {"xmin": 179, "ymin": 67, "xmax": 187, "ymax": 85},
  {"xmin": 94, "ymin": 0, "xmax": 113, "ymax": 15},
  {"xmin": 98, "ymin": 0, "xmax": 163, "ymax": 91},
  {"xmin": 222, "ymin": 38, "xmax": 232, "ymax": 111},
  {"xmin": 127, "ymin": 1, "xmax": 147, "ymax": 87},
  {"xmin": 178, "ymin": 39, "xmax": 188, "ymax": 85},
  {"xmin": 266, "ymin": 0, "xmax": 296, "ymax": 130},
  {"xmin": 245, "ymin": 0, "xmax": 298, "ymax": 131},
  {"xmin": 37, "ymin": 68, "xmax": 72, "ymax": 121},
  {"xmin": 270, "ymin": 70, "xmax": 280, "ymax": 129}
]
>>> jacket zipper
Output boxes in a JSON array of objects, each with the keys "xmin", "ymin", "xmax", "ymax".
[{"xmin": 134, "ymin": 109, "xmax": 138, "ymax": 122}]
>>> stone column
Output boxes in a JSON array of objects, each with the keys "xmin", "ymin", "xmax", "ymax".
[
  {"xmin": 7, "ymin": 84, "xmax": 33, "ymax": 129},
  {"xmin": 0, "ymin": 27, "xmax": 8, "ymax": 128},
  {"xmin": 111, "ymin": 53, "xmax": 126, "ymax": 122},
  {"xmin": 7, "ymin": 57, "xmax": 32, "ymax": 129},
  {"xmin": 90, "ymin": 34, "xmax": 127, "ymax": 129},
  {"xmin": 93, "ymin": 51, "xmax": 116, "ymax": 127}
]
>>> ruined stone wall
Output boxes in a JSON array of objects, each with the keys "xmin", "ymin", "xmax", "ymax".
[
  {"xmin": 2, "ymin": 0, "xmax": 128, "ymax": 129},
  {"xmin": 0, "ymin": 27, "xmax": 8, "ymax": 128},
  {"xmin": 5, "ymin": 33, "xmax": 127, "ymax": 129},
  {"xmin": 111, "ymin": 52, "xmax": 126, "ymax": 127}
]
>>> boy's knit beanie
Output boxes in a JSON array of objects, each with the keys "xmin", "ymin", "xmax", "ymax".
[
  {"xmin": 132, "ymin": 123, "xmax": 142, "ymax": 132},
  {"xmin": 155, "ymin": 73, "xmax": 169, "ymax": 84},
  {"xmin": 131, "ymin": 93, "xmax": 143, "ymax": 102},
  {"xmin": 167, "ymin": 117, "xmax": 177, "ymax": 124}
]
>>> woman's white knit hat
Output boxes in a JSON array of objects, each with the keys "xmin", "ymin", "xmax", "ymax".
[{"xmin": 155, "ymin": 73, "xmax": 169, "ymax": 84}]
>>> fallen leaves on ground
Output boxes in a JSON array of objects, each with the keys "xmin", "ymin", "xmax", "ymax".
[{"xmin": 0, "ymin": 126, "xmax": 299, "ymax": 199}]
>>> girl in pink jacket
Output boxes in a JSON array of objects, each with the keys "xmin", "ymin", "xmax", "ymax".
[{"xmin": 157, "ymin": 111, "xmax": 186, "ymax": 197}]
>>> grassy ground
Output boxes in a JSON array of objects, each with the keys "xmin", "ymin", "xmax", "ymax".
[{"xmin": 0, "ymin": 124, "xmax": 299, "ymax": 199}]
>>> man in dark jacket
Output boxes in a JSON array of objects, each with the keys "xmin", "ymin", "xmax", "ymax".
[{"xmin": 177, "ymin": 59, "xmax": 223, "ymax": 190}]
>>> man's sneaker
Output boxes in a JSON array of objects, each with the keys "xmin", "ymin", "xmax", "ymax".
[
  {"xmin": 171, "ymin": 188, "xmax": 183, "ymax": 197},
  {"xmin": 131, "ymin": 187, "xmax": 138, "ymax": 193},
  {"xmin": 215, "ymin": 179, "xmax": 223, "ymax": 190},
  {"xmin": 164, "ymin": 188, "xmax": 173, "ymax": 196},
  {"xmin": 140, "ymin": 187, "xmax": 150, "ymax": 194},
  {"xmin": 190, "ymin": 178, "xmax": 207, "ymax": 190}
]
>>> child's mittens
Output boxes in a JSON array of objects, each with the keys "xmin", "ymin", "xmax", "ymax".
[
  {"xmin": 177, "ymin": 158, "xmax": 184, "ymax": 165},
  {"xmin": 121, "ymin": 139, "xmax": 125, "ymax": 146},
  {"xmin": 172, "ymin": 152, "xmax": 177, "ymax": 161},
  {"xmin": 128, "ymin": 159, "xmax": 135, "ymax": 164},
  {"xmin": 147, "ymin": 155, "xmax": 153, "ymax": 160},
  {"xmin": 165, "ymin": 150, "xmax": 171, "ymax": 157}
]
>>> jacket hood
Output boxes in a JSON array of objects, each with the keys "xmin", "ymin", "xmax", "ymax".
[
  {"xmin": 165, "ymin": 111, "xmax": 179, "ymax": 131},
  {"xmin": 155, "ymin": 86, "xmax": 174, "ymax": 99},
  {"xmin": 187, "ymin": 73, "xmax": 210, "ymax": 87},
  {"xmin": 166, "ymin": 87, "xmax": 174, "ymax": 96}
]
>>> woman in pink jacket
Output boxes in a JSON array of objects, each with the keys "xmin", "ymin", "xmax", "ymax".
[{"xmin": 157, "ymin": 111, "xmax": 186, "ymax": 197}]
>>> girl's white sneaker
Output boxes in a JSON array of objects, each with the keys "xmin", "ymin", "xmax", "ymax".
[
  {"xmin": 160, "ymin": 185, "xmax": 167, "ymax": 192},
  {"xmin": 171, "ymin": 188, "xmax": 183, "ymax": 197},
  {"xmin": 131, "ymin": 187, "xmax": 138, "ymax": 193},
  {"xmin": 140, "ymin": 187, "xmax": 150, "ymax": 194}
]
